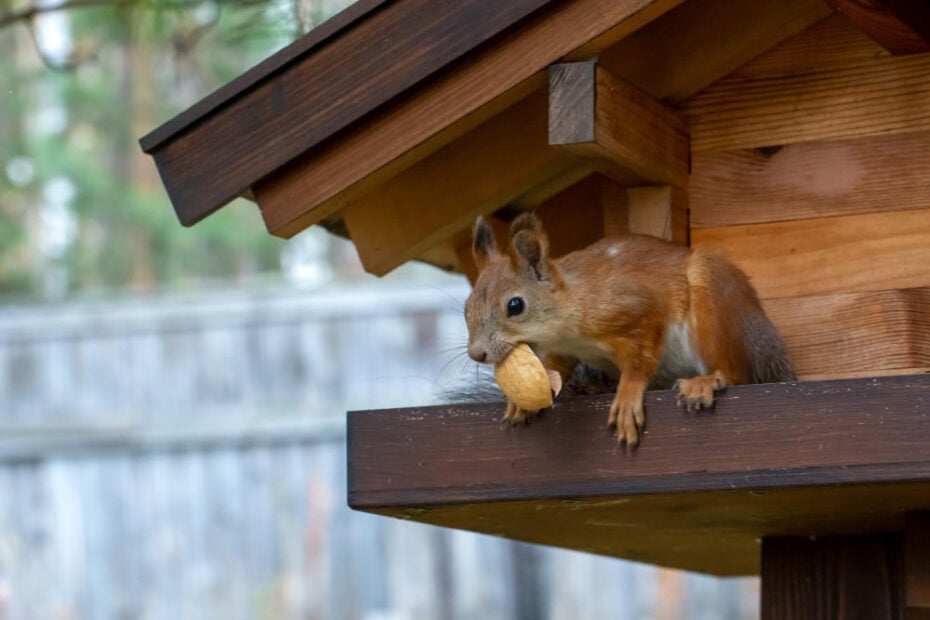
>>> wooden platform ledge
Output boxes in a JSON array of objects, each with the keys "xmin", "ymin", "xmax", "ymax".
[{"xmin": 348, "ymin": 374, "xmax": 930, "ymax": 577}]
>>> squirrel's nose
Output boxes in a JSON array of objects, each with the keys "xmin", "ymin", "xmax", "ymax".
[{"xmin": 468, "ymin": 345, "xmax": 487, "ymax": 363}]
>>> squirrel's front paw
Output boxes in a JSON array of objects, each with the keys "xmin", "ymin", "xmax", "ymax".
[
  {"xmin": 608, "ymin": 396, "xmax": 644, "ymax": 447},
  {"xmin": 675, "ymin": 370, "xmax": 727, "ymax": 412}
]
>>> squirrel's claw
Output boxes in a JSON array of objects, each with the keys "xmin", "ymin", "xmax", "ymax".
[{"xmin": 608, "ymin": 396, "xmax": 644, "ymax": 449}]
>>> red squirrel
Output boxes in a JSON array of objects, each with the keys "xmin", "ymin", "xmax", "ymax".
[{"xmin": 464, "ymin": 213, "xmax": 794, "ymax": 446}]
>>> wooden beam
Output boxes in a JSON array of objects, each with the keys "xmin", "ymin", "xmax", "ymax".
[
  {"xmin": 598, "ymin": 0, "xmax": 832, "ymax": 102},
  {"xmin": 824, "ymin": 0, "xmax": 930, "ymax": 55},
  {"xmin": 339, "ymin": 93, "xmax": 579, "ymax": 277},
  {"xmin": 691, "ymin": 208, "xmax": 930, "ymax": 299},
  {"xmin": 760, "ymin": 535, "xmax": 904, "ymax": 619},
  {"xmin": 348, "ymin": 375, "xmax": 930, "ymax": 576},
  {"xmin": 690, "ymin": 129, "xmax": 930, "ymax": 228},
  {"xmin": 682, "ymin": 51, "xmax": 930, "ymax": 153},
  {"xmin": 253, "ymin": 0, "xmax": 683, "ymax": 238},
  {"xmin": 548, "ymin": 62, "xmax": 689, "ymax": 188}
]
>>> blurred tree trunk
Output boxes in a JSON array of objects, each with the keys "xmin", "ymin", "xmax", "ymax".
[
  {"xmin": 121, "ymin": 16, "xmax": 158, "ymax": 290},
  {"xmin": 0, "ymin": 20, "xmax": 40, "ymax": 293},
  {"xmin": 294, "ymin": 0, "xmax": 326, "ymax": 36}
]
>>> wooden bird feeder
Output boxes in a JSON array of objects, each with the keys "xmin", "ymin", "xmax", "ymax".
[{"xmin": 141, "ymin": 0, "xmax": 930, "ymax": 617}]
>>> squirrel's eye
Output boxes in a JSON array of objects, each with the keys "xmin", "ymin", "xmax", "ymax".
[{"xmin": 506, "ymin": 297, "xmax": 525, "ymax": 318}]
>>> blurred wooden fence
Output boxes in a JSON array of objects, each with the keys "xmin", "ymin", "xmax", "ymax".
[{"xmin": 0, "ymin": 281, "xmax": 757, "ymax": 619}]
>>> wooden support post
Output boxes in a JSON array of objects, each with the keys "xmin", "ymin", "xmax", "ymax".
[
  {"xmin": 761, "ymin": 535, "xmax": 905, "ymax": 619},
  {"xmin": 760, "ymin": 513, "xmax": 930, "ymax": 619}
]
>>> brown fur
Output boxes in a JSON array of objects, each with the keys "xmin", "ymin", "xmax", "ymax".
[{"xmin": 465, "ymin": 213, "xmax": 794, "ymax": 447}]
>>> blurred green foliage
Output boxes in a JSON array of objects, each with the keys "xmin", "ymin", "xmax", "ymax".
[{"xmin": 0, "ymin": 0, "xmax": 336, "ymax": 298}]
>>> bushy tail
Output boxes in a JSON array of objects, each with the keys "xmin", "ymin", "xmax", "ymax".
[{"xmin": 746, "ymin": 311, "xmax": 796, "ymax": 383}]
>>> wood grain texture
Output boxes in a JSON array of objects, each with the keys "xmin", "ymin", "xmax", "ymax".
[
  {"xmin": 764, "ymin": 288, "xmax": 930, "ymax": 380},
  {"xmin": 761, "ymin": 535, "xmax": 905, "ymax": 620},
  {"xmin": 548, "ymin": 61, "xmax": 596, "ymax": 144},
  {"xmin": 348, "ymin": 374, "xmax": 930, "ymax": 575},
  {"xmin": 907, "ymin": 513, "xmax": 930, "ymax": 614},
  {"xmin": 341, "ymin": 94, "xmax": 575, "ymax": 276},
  {"xmin": 254, "ymin": 0, "xmax": 681, "ymax": 238},
  {"xmin": 824, "ymin": 0, "xmax": 930, "ymax": 54},
  {"xmin": 599, "ymin": 0, "xmax": 832, "ymax": 102},
  {"xmin": 682, "ymin": 50, "xmax": 930, "ymax": 153},
  {"xmin": 690, "ymin": 129, "xmax": 930, "ymax": 228},
  {"xmin": 691, "ymin": 208, "xmax": 930, "ymax": 299},
  {"xmin": 550, "ymin": 64, "xmax": 689, "ymax": 187},
  {"xmin": 146, "ymin": 0, "xmax": 562, "ymax": 225},
  {"xmin": 733, "ymin": 12, "xmax": 889, "ymax": 81}
]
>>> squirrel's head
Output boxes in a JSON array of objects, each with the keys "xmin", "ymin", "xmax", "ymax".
[{"xmin": 464, "ymin": 213, "xmax": 565, "ymax": 364}]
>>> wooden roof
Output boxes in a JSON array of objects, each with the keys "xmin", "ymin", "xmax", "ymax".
[
  {"xmin": 140, "ymin": 0, "xmax": 930, "ymax": 278},
  {"xmin": 139, "ymin": 0, "xmax": 839, "ymax": 261}
]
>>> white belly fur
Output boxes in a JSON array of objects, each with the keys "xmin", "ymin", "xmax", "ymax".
[{"xmin": 654, "ymin": 322, "xmax": 707, "ymax": 388}]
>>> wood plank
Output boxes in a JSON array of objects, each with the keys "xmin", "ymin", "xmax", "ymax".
[
  {"xmin": 760, "ymin": 535, "xmax": 904, "ymax": 620},
  {"xmin": 732, "ymin": 12, "xmax": 890, "ymax": 81},
  {"xmin": 764, "ymin": 288, "xmax": 930, "ymax": 380},
  {"xmin": 690, "ymin": 209, "xmax": 930, "ymax": 299},
  {"xmin": 145, "ymin": 0, "xmax": 572, "ymax": 226},
  {"xmin": 824, "ymin": 0, "xmax": 930, "ymax": 55},
  {"xmin": 340, "ymin": 94, "xmax": 577, "ymax": 277},
  {"xmin": 348, "ymin": 375, "xmax": 930, "ymax": 576},
  {"xmin": 254, "ymin": 0, "xmax": 682, "ymax": 238},
  {"xmin": 548, "ymin": 63, "xmax": 690, "ymax": 188},
  {"xmin": 138, "ymin": 0, "xmax": 390, "ymax": 152},
  {"xmin": 683, "ymin": 51, "xmax": 930, "ymax": 153},
  {"xmin": 690, "ymin": 129, "xmax": 930, "ymax": 228},
  {"xmin": 906, "ymin": 513, "xmax": 930, "ymax": 615},
  {"xmin": 599, "ymin": 0, "xmax": 832, "ymax": 102}
]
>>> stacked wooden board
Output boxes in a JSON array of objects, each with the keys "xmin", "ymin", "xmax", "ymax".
[{"xmin": 683, "ymin": 14, "xmax": 930, "ymax": 381}]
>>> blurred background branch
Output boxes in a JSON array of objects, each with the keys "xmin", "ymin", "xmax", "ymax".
[{"xmin": 0, "ymin": 0, "xmax": 361, "ymax": 301}]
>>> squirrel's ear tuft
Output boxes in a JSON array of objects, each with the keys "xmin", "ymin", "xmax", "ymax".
[
  {"xmin": 509, "ymin": 213, "xmax": 552, "ymax": 281},
  {"xmin": 472, "ymin": 216, "xmax": 497, "ymax": 272}
]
